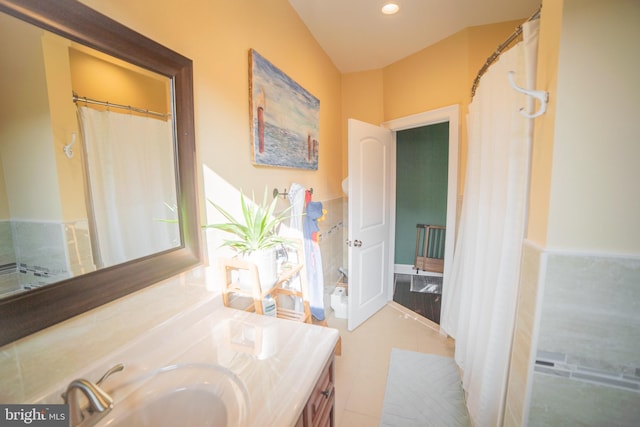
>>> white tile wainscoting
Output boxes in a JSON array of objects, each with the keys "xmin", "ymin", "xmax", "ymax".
[{"xmin": 505, "ymin": 241, "xmax": 640, "ymax": 426}]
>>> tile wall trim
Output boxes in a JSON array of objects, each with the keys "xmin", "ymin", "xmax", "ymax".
[
  {"xmin": 318, "ymin": 221, "xmax": 343, "ymax": 242},
  {"xmin": 524, "ymin": 239, "xmax": 640, "ymax": 261},
  {"xmin": 520, "ymin": 239, "xmax": 640, "ymax": 425},
  {"xmin": 534, "ymin": 357, "xmax": 640, "ymax": 392},
  {"xmin": 525, "ymin": 239, "xmax": 640, "ymax": 427},
  {"xmin": 546, "ymin": 248, "xmax": 640, "ymax": 260},
  {"xmin": 520, "ymin": 240, "xmax": 549, "ymax": 426},
  {"xmin": 0, "ymin": 263, "xmax": 16, "ymax": 274},
  {"xmin": 7, "ymin": 218, "xmax": 64, "ymax": 224}
]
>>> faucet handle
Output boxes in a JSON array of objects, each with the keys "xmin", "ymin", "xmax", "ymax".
[
  {"xmin": 86, "ymin": 363, "xmax": 124, "ymax": 415},
  {"xmin": 96, "ymin": 363, "xmax": 124, "ymax": 386}
]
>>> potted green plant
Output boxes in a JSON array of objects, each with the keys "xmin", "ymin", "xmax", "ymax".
[{"xmin": 205, "ymin": 189, "xmax": 292, "ymax": 290}]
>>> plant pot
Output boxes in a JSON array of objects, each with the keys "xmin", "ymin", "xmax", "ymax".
[{"xmin": 239, "ymin": 248, "xmax": 277, "ymax": 291}]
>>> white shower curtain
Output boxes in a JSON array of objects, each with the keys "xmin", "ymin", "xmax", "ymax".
[
  {"xmin": 78, "ymin": 107, "xmax": 179, "ymax": 268},
  {"xmin": 440, "ymin": 20, "xmax": 539, "ymax": 426}
]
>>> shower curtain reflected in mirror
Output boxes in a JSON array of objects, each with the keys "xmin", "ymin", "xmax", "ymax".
[{"xmin": 78, "ymin": 106, "xmax": 179, "ymax": 268}]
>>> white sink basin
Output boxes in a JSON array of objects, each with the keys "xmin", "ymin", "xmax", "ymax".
[{"xmin": 97, "ymin": 363, "xmax": 249, "ymax": 427}]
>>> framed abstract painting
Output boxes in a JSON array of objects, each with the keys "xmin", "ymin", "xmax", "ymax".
[{"xmin": 249, "ymin": 49, "xmax": 319, "ymax": 170}]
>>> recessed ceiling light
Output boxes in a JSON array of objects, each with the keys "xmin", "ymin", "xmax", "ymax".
[{"xmin": 381, "ymin": 2, "xmax": 400, "ymax": 15}]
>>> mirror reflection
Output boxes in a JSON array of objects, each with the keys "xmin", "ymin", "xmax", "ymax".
[{"xmin": 0, "ymin": 12, "xmax": 180, "ymax": 298}]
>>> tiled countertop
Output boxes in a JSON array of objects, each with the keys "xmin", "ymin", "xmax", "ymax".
[{"xmin": 0, "ymin": 266, "xmax": 339, "ymax": 426}]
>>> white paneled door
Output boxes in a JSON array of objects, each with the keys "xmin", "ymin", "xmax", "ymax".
[{"xmin": 347, "ymin": 119, "xmax": 393, "ymax": 331}]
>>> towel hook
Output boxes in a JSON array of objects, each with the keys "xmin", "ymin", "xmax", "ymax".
[
  {"xmin": 273, "ymin": 187, "xmax": 313, "ymax": 199},
  {"xmin": 507, "ymin": 71, "xmax": 548, "ymax": 119},
  {"xmin": 63, "ymin": 133, "xmax": 76, "ymax": 159},
  {"xmin": 273, "ymin": 188, "xmax": 289, "ymax": 199}
]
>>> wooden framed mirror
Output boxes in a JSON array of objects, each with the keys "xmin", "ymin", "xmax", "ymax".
[{"xmin": 0, "ymin": 0, "xmax": 201, "ymax": 346}]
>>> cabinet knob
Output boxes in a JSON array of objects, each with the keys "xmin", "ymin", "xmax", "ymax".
[{"xmin": 320, "ymin": 389, "xmax": 330, "ymax": 399}]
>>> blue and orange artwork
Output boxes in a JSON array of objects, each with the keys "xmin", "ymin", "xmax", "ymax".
[{"xmin": 249, "ymin": 49, "xmax": 319, "ymax": 170}]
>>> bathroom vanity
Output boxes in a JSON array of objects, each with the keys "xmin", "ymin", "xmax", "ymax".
[{"xmin": 0, "ymin": 267, "xmax": 339, "ymax": 427}]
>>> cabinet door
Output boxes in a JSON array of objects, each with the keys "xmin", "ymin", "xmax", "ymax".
[{"xmin": 303, "ymin": 355, "xmax": 335, "ymax": 427}]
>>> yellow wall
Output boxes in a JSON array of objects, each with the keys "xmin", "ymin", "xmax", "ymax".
[
  {"xmin": 382, "ymin": 29, "xmax": 469, "ymax": 122},
  {"xmin": 526, "ymin": 0, "xmax": 640, "ymax": 253},
  {"xmin": 80, "ymin": 0, "xmax": 343, "ymax": 213},
  {"xmin": 526, "ymin": 0, "xmax": 564, "ymax": 246},
  {"xmin": 77, "ymin": 0, "xmax": 528, "ymax": 222},
  {"xmin": 75, "ymin": 0, "xmax": 571, "ymax": 255},
  {"xmin": 69, "ymin": 48, "xmax": 170, "ymax": 115},
  {"xmin": 0, "ymin": 14, "xmax": 62, "ymax": 222},
  {"xmin": 42, "ymin": 34, "xmax": 88, "ymax": 222},
  {"xmin": 340, "ymin": 69, "xmax": 385, "ymax": 177},
  {"xmin": 342, "ymin": 20, "xmax": 524, "ymax": 195},
  {"xmin": 546, "ymin": 0, "xmax": 640, "ymax": 253},
  {"xmin": 0, "ymin": 17, "xmax": 92, "ymax": 223}
]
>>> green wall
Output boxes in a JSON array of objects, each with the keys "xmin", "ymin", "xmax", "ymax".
[{"xmin": 395, "ymin": 122, "xmax": 449, "ymax": 265}]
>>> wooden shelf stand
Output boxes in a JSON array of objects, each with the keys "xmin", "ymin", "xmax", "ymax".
[{"xmin": 218, "ymin": 240, "xmax": 312, "ymax": 324}]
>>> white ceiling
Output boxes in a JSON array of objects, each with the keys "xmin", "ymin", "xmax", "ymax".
[{"xmin": 288, "ymin": 0, "xmax": 540, "ymax": 73}]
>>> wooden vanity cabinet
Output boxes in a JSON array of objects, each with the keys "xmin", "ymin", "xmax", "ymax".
[{"xmin": 296, "ymin": 352, "xmax": 335, "ymax": 427}]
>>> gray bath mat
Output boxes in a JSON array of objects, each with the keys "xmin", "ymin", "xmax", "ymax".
[{"xmin": 380, "ymin": 349, "xmax": 470, "ymax": 426}]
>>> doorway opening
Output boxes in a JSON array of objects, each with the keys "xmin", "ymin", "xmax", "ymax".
[
  {"xmin": 384, "ymin": 105, "xmax": 459, "ymax": 325},
  {"xmin": 344, "ymin": 105, "xmax": 458, "ymax": 331},
  {"xmin": 392, "ymin": 122, "xmax": 448, "ymax": 323}
]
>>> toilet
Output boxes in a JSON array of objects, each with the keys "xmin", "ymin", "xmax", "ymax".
[{"xmin": 330, "ymin": 287, "xmax": 348, "ymax": 319}]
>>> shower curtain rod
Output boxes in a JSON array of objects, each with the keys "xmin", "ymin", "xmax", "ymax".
[
  {"xmin": 470, "ymin": 6, "xmax": 541, "ymax": 98},
  {"xmin": 72, "ymin": 93, "xmax": 170, "ymax": 119}
]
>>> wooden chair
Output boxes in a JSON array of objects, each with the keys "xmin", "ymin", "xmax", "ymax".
[{"xmin": 414, "ymin": 224, "xmax": 446, "ymax": 273}]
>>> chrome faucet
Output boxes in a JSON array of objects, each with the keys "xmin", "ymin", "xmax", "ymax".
[{"xmin": 63, "ymin": 364, "xmax": 124, "ymax": 427}]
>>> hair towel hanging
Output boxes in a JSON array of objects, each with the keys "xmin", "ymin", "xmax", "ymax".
[{"xmin": 303, "ymin": 194, "xmax": 325, "ymax": 321}]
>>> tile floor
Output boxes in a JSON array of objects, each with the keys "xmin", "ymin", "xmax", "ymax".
[{"xmin": 326, "ymin": 302, "xmax": 456, "ymax": 426}]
